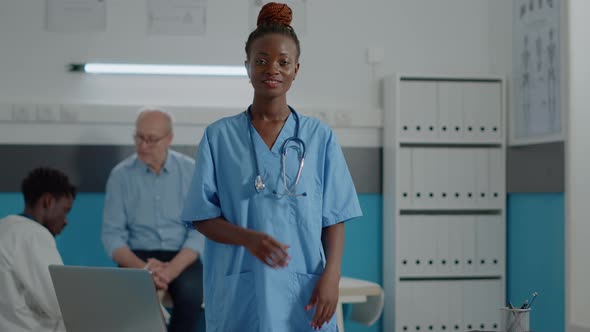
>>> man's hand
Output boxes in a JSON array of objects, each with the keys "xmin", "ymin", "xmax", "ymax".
[
  {"xmin": 145, "ymin": 258, "xmax": 170, "ymax": 290},
  {"xmin": 305, "ymin": 269, "xmax": 340, "ymax": 330},
  {"xmin": 152, "ymin": 264, "xmax": 182, "ymax": 286}
]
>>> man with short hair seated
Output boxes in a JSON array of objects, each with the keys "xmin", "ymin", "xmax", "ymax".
[{"xmin": 0, "ymin": 167, "xmax": 76, "ymax": 332}]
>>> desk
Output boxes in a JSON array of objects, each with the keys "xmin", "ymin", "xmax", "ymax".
[{"xmin": 337, "ymin": 277, "xmax": 384, "ymax": 332}]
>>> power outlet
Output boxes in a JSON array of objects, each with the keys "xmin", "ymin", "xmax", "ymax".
[
  {"xmin": 0, "ymin": 103, "xmax": 11, "ymax": 121},
  {"xmin": 12, "ymin": 104, "xmax": 36, "ymax": 122},
  {"xmin": 60, "ymin": 105, "xmax": 79, "ymax": 123},
  {"xmin": 313, "ymin": 111, "xmax": 329, "ymax": 124},
  {"xmin": 367, "ymin": 47, "xmax": 385, "ymax": 64},
  {"xmin": 36, "ymin": 104, "xmax": 60, "ymax": 122},
  {"xmin": 333, "ymin": 112, "xmax": 352, "ymax": 127}
]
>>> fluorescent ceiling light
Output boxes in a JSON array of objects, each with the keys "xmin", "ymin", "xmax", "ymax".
[{"xmin": 69, "ymin": 63, "xmax": 247, "ymax": 77}]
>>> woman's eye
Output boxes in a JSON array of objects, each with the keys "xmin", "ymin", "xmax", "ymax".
[
  {"xmin": 280, "ymin": 61, "xmax": 290, "ymax": 66},
  {"xmin": 256, "ymin": 59, "xmax": 266, "ymax": 65}
]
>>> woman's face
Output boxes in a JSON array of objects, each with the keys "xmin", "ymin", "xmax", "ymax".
[{"xmin": 246, "ymin": 33, "xmax": 300, "ymax": 99}]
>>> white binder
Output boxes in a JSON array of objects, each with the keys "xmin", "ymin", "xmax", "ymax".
[
  {"xmin": 462, "ymin": 281, "xmax": 478, "ymax": 331},
  {"xmin": 412, "ymin": 148, "xmax": 429, "ymax": 209},
  {"xmin": 398, "ymin": 148, "xmax": 413, "ymax": 209},
  {"xmin": 399, "ymin": 81, "xmax": 437, "ymax": 141},
  {"xmin": 436, "ymin": 216, "xmax": 451, "ymax": 275},
  {"xmin": 474, "ymin": 149, "xmax": 490, "ymax": 209},
  {"xmin": 433, "ymin": 148, "xmax": 450, "ymax": 209},
  {"xmin": 448, "ymin": 216, "xmax": 463, "ymax": 274},
  {"xmin": 447, "ymin": 281, "xmax": 464, "ymax": 332},
  {"xmin": 397, "ymin": 216, "xmax": 411, "ymax": 276},
  {"xmin": 462, "ymin": 83, "xmax": 481, "ymax": 141},
  {"xmin": 477, "ymin": 82, "xmax": 503, "ymax": 142},
  {"xmin": 437, "ymin": 281, "xmax": 452, "ymax": 331},
  {"xmin": 437, "ymin": 81, "xmax": 464, "ymax": 141},
  {"xmin": 419, "ymin": 216, "xmax": 438, "ymax": 276},
  {"xmin": 462, "ymin": 216, "xmax": 477, "ymax": 274},
  {"xmin": 446, "ymin": 148, "xmax": 464, "ymax": 209},
  {"xmin": 489, "ymin": 148, "xmax": 504, "ymax": 209},
  {"xmin": 476, "ymin": 216, "xmax": 503, "ymax": 275},
  {"xmin": 459, "ymin": 149, "xmax": 477, "ymax": 209}
]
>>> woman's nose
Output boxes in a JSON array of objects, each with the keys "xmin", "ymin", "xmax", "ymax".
[{"xmin": 265, "ymin": 62, "xmax": 279, "ymax": 74}]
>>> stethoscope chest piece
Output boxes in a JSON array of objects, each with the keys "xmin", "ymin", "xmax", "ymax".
[{"xmin": 255, "ymin": 175, "xmax": 266, "ymax": 192}]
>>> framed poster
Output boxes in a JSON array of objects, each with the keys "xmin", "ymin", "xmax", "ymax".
[{"xmin": 510, "ymin": 0, "xmax": 564, "ymax": 145}]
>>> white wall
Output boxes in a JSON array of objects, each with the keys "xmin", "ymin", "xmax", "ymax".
[
  {"xmin": 566, "ymin": 0, "xmax": 590, "ymax": 331},
  {"xmin": 0, "ymin": 0, "xmax": 512, "ymax": 146}
]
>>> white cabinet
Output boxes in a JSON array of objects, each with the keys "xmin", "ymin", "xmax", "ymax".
[{"xmin": 383, "ymin": 75, "xmax": 506, "ymax": 332}]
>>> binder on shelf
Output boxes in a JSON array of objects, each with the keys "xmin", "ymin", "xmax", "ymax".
[
  {"xmin": 418, "ymin": 216, "xmax": 438, "ymax": 276},
  {"xmin": 411, "ymin": 148, "xmax": 430, "ymax": 209},
  {"xmin": 474, "ymin": 149, "xmax": 491, "ymax": 209},
  {"xmin": 448, "ymin": 216, "xmax": 463, "ymax": 275},
  {"xmin": 462, "ymin": 216, "xmax": 477, "ymax": 274},
  {"xmin": 478, "ymin": 82, "xmax": 503, "ymax": 141},
  {"xmin": 438, "ymin": 81, "xmax": 464, "ymax": 141},
  {"xmin": 446, "ymin": 148, "xmax": 464, "ymax": 209},
  {"xmin": 459, "ymin": 149, "xmax": 477, "ymax": 209},
  {"xmin": 399, "ymin": 81, "xmax": 437, "ymax": 141},
  {"xmin": 437, "ymin": 281, "xmax": 452, "ymax": 331},
  {"xmin": 489, "ymin": 148, "xmax": 504, "ymax": 208},
  {"xmin": 436, "ymin": 216, "xmax": 451, "ymax": 275},
  {"xmin": 432, "ymin": 148, "xmax": 449, "ymax": 209},
  {"xmin": 476, "ymin": 216, "xmax": 504, "ymax": 275},
  {"xmin": 447, "ymin": 281, "xmax": 464, "ymax": 331},
  {"xmin": 398, "ymin": 148, "xmax": 413, "ymax": 209},
  {"xmin": 397, "ymin": 216, "xmax": 411, "ymax": 275}
]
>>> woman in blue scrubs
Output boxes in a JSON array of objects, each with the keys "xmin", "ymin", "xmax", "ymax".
[{"xmin": 182, "ymin": 3, "xmax": 362, "ymax": 331}]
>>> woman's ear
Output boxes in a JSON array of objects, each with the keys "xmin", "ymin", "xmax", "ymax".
[
  {"xmin": 293, "ymin": 62, "xmax": 300, "ymax": 80},
  {"xmin": 244, "ymin": 61, "xmax": 250, "ymax": 78}
]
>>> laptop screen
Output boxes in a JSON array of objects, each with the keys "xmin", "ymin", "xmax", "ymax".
[{"xmin": 49, "ymin": 265, "xmax": 167, "ymax": 332}]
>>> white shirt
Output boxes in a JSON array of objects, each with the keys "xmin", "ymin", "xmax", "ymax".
[{"xmin": 0, "ymin": 215, "xmax": 66, "ymax": 332}]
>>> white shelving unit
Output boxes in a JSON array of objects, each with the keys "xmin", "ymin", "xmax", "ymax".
[{"xmin": 382, "ymin": 75, "xmax": 506, "ymax": 332}]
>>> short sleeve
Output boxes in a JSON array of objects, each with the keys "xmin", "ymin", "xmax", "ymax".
[
  {"xmin": 181, "ymin": 128, "xmax": 222, "ymax": 224},
  {"xmin": 321, "ymin": 130, "xmax": 363, "ymax": 227}
]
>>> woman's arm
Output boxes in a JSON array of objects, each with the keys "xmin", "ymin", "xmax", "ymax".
[
  {"xmin": 195, "ymin": 218, "xmax": 290, "ymax": 268},
  {"xmin": 306, "ymin": 222, "xmax": 345, "ymax": 329}
]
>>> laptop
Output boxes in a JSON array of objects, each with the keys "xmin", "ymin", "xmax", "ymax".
[{"xmin": 49, "ymin": 265, "xmax": 167, "ymax": 332}]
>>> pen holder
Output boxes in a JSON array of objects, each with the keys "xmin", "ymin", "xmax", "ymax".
[{"xmin": 500, "ymin": 307, "xmax": 531, "ymax": 332}]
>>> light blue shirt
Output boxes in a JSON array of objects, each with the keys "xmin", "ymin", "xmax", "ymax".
[
  {"xmin": 102, "ymin": 150, "xmax": 204, "ymax": 258},
  {"xmin": 182, "ymin": 109, "xmax": 362, "ymax": 331}
]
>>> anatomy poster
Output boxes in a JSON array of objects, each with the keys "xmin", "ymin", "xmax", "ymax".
[{"xmin": 511, "ymin": 0, "xmax": 562, "ymax": 144}]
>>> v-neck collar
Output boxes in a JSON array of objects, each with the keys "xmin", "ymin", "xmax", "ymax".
[{"xmin": 247, "ymin": 108, "xmax": 296, "ymax": 156}]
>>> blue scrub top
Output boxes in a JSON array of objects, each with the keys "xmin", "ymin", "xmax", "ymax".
[{"xmin": 182, "ymin": 108, "xmax": 362, "ymax": 332}]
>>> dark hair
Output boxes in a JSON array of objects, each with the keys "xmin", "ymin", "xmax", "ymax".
[
  {"xmin": 21, "ymin": 167, "xmax": 77, "ymax": 206},
  {"xmin": 245, "ymin": 2, "xmax": 301, "ymax": 60}
]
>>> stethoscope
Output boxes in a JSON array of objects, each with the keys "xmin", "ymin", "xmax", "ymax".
[{"xmin": 247, "ymin": 106, "xmax": 307, "ymax": 197}]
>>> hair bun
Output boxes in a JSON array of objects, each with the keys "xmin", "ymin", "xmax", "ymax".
[{"xmin": 257, "ymin": 2, "xmax": 292, "ymax": 28}]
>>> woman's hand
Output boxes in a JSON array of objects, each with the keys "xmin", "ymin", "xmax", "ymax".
[
  {"xmin": 243, "ymin": 231, "xmax": 290, "ymax": 268},
  {"xmin": 305, "ymin": 269, "xmax": 340, "ymax": 330}
]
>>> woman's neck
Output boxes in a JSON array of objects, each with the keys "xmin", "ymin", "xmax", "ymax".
[{"xmin": 250, "ymin": 97, "xmax": 290, "ymax": 122}]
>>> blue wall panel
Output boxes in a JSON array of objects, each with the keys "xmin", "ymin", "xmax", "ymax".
[
  {"xmin": 0, "ymin": 193, "xmax": 115, "ymax": 267},
  {"xmin": 342, "ymin": 194, "xmax": 383, "ymax": 332},
  {"xmin": 1, "ymin": 192, "xmax": 565, "ymax": 332},
  {"xmin": 0, "ymin": 193, "xmax": 384, "ymax": 331},
  {"xmin": 507, "ymin": 193, "xmax": 565, "ymax": 332}
]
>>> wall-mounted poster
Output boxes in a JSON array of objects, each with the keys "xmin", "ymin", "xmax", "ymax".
[{"xmin": 511, "ymin": 0, "xmax": 563, "ymax": 145}]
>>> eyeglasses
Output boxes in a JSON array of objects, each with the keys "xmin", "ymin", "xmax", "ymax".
[{"xmin": 133, "ymin": 132, "xmax": 169, "ymax": 145}]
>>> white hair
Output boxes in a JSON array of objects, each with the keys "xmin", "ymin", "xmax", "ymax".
[{"xmin": 136, "ymin": 106, "xmax": 174, "ymax": 133}]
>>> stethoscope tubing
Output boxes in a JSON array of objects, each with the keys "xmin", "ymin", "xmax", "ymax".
[{"xmin": 247, "ymin": 106, "xmax": 306, "ymax": 196}]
